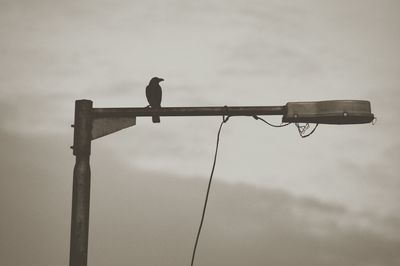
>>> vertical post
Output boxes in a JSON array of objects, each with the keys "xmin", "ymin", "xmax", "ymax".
[{"xmin": 70, "ymin": 100, "xmax": 93, "ymax": 266}]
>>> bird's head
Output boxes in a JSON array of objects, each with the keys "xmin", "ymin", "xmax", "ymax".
[{"xmin": 150, "ymin": 77, "xmax": 164, "ymax": 84}]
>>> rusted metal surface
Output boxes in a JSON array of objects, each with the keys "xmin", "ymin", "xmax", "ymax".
[
  {"xmin": 282, "ymin": 100, "xmax": 374, "ymax": 124},
  {"xmin": 91, "ymin": 105, "xmax": 286, "ymax": 118},
  {"xmin": 70, "ymin": 100, "xmax": 93, "ymax": 266}
]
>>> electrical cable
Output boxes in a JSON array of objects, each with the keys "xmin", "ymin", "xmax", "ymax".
[
  {"xmin": 253, "ymin": 115, "xmax": 319, "ymax": 137},
  {"xmin": 295, "ymin": 123, "xmax": 319, "ymax": 138},
  {"xmin": 190, "ymin": 115, "xmax": 318, "ymax": 266},
  {"xmin": 190, "ymin": 115, "xmax": 230, "ymax": 266},
  {"xmin": 253, "ymin": 115, "xmax": 291, "ymax": 127}
]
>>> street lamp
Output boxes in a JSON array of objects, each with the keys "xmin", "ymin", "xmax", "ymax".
[
  {"xmin": 69, "ymin": 99, "xmax": 374, "ymax": 266},
  {"xmin": 283, "ymin": 100, "xmax": 373, "ymax": 124}
]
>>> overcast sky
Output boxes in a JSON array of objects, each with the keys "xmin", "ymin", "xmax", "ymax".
[{"xmin": 1, "ymin": 0, "xmax": 400, "ymax": 265}]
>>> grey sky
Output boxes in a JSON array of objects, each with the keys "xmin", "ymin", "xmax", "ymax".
[
  {"xmin": 2, "ymin": 131, "xmax": 400, "ymax": 265},
  {"xmin": 1, "ymin": 0, "xmax": 400, "ymax": 265}
]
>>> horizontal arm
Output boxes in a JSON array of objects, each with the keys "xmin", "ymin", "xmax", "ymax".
[
  {"xmin": 92, "ymin": 106, "xmax": 286, "ymax": 118},
  {"xmin": 90, "ymin": 100, "xmax": 374, "ymax": 125}
]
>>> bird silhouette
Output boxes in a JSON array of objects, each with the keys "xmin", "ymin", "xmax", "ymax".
[{"xmin": 146, "ymin": 77, "xmax": 164, "ymax": 123}]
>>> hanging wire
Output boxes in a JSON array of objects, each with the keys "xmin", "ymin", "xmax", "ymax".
[
  {"xmin": 191, "ymin": 114, "xmax": 319, "ymax": 266},
  {"xmin": 295, "ymin": 122, "xmax": 309, "ymax": 136},
  {"xmin": 295, "ymin": 123, "xmax": 319, "ymax": 138},
  {"xmin": 252, "ymin": 115, "xmax": 319, "ymax": 137},
  {"xmin": 190, "ymin": 115, "xmax": 230, "ymax": 266},
  {"xmin": 252, "ymin": 115, "xmax": 291, "ymax": 127}
]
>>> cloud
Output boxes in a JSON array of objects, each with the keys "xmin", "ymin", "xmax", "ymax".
[
  {"xmin": 1, "ymin": 1, "xmax": 399, "ymax": 264},
  {"xmin": 1, "ymin": 130, "xmax": 400, "ymax": 266}
]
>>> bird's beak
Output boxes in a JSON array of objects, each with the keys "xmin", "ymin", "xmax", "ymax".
[{"xmin": 159, "ymin": 78, "xmax": 164, "ymax": 82}]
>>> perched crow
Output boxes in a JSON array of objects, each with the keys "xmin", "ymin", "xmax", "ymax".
[{"xmin": 146, "ymin": 77, "xmax": 164, "ymax": 123}]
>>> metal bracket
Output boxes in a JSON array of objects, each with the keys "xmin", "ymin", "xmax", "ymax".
[{"xmin": 91, "ymin": 117, "xmax": 136, "ymax": 140}]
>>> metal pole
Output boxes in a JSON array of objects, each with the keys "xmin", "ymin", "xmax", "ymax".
[
  {"xmin": 92, "ymin": 105, "xmax": 286, "ymax": 118},
  {"xmin": 70, "ymin": 100, "xmax": 93, "ymax": 266}
]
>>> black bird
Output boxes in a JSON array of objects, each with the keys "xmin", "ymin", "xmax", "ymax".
[{"xmin": 146, "ymin": 77, "xmax": 164, "ymax": 123}]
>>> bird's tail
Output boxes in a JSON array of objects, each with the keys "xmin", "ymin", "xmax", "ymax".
[{"xmin": 152, "ymin": 116, "xmax": 160, "ymax": 123}]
